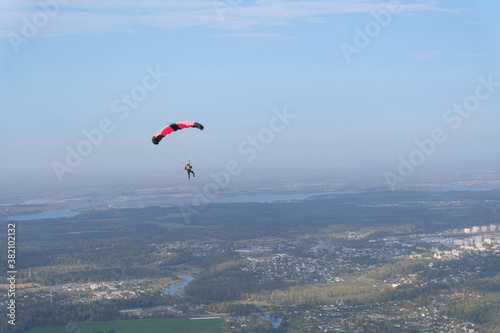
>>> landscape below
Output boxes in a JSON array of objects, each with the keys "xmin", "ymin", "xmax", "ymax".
[{"xmin": 2, "ymin": 188, "xmax": 500, "ymax": 333}]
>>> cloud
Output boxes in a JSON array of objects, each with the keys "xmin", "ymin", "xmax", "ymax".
[{"xmin": 0, "ymin": 0, "xmax": 459, "ymax": 37}]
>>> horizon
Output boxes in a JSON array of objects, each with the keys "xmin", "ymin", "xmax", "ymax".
[{"xmin": 2, "ymin": 165, "xmax": 500, "ymax": 207}]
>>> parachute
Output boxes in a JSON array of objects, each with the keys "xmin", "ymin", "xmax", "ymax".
[{"xmin": 151, "ymin": 121, "xmax": 204, "ymax": 145}]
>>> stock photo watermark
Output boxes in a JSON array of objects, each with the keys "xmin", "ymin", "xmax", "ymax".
[
  {"xmin": 384, "ymin": 74, "xmax": 499, "ymax": 190},
  {"xmin": 6, "ymin": 222, "xmax": 17, "ymax": 326},
  {"xmin": 339, "ymin": 1, "xmax": 401, "ymax": 64},
  {"xmin": 8, "ymin": 0, "xmax": 70, "ymax": 54},
  {"xmin": 213, "ymin": 0, "xmax": 243, "ymax": 20},
  {"xmin": 51, "ymin": 64, "xmax": 168, "ymax": 182},
  {"xmin": 179, "ymin": 107, "xmax": 296, "ymax": 224}
]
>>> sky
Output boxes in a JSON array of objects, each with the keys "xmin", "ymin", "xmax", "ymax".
[{"xmin": 1, "ymin": 0, "xmax": 500, "ymax": 189}]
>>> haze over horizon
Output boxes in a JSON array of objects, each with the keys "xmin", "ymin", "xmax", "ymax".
[{"xmin": 1, "ymin": 1, "xmax": 499, "ymax": 188}]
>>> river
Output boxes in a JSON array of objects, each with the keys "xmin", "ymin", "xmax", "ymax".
[
  {"xmin": 7, "ymin": 191, "xmax": 342, "ymax": 221},
  {"xmin": 163, "ymin": 275, "xmax": 194, "ymax": 297},
  {"xmin": 9, "ymin": 185, "xmax": 494, "ymax": 221},
  {"xmin": 260, "ymin": 314, "xmax": 282, "ymax": 328}
]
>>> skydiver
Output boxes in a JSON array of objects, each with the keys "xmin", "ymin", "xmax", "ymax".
[{"xmin": 184, "ymin": 161, "xmax": 195, "ymax": 180}]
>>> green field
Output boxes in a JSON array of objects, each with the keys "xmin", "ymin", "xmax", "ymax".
[{"xmin": 25, "ymin": 317, "xmax": 224, "ymax": 333}]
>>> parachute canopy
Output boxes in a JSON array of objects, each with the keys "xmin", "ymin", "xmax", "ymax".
[{"xmin": 152, "ymin": 121, "xmax": 204, "ymax": 145}]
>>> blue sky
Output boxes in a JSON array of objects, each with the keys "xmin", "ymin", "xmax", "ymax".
[{"xmin": 1, "ymin": 0, "xmax": 499, "ymax": 187}]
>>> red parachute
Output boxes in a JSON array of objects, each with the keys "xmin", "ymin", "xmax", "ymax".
[{"xmin": 151, "ymin": 121, "xmax": 204, "ymax": 145}]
